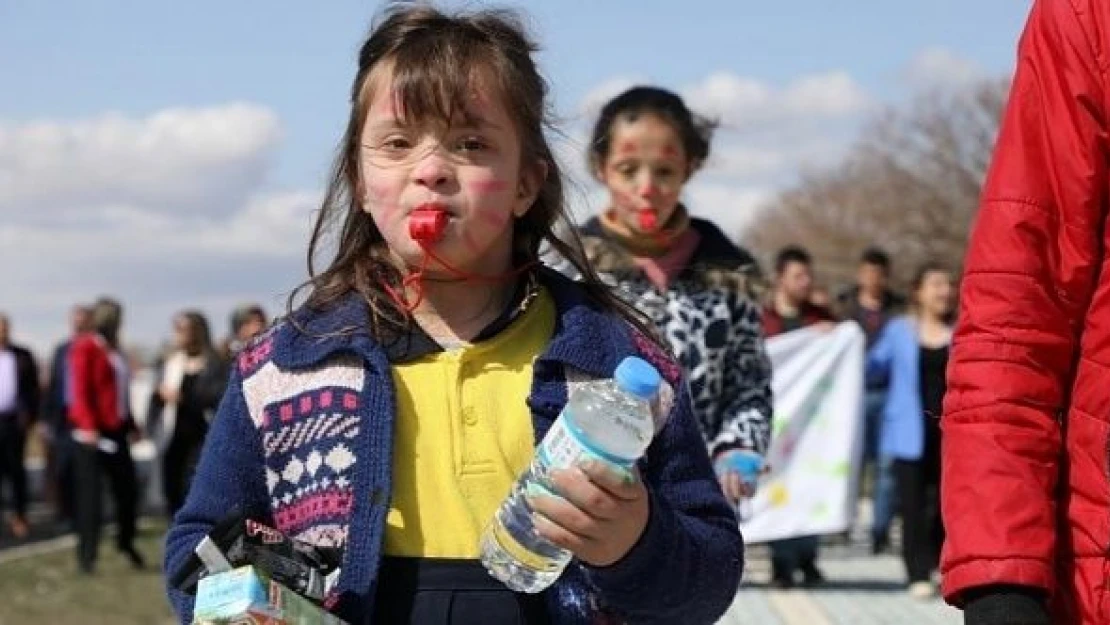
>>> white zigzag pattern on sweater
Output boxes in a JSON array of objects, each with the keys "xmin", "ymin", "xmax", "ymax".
[{"xmin": 262, "ymin": 414, "xmax": 360, "ymax": 455}]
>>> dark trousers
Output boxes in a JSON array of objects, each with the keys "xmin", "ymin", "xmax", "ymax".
[
  {"xmin": 373, "ymin": 557, "xmax": 552, "ymax": 625},
  {"xmin": 73, "ymin": 434, "xmax": 139, "ymax": 569},
  {"xmin": 162, "ymin": 427, "xmax": 206, "ymax": 518},
  {"xmin": 893, "ymin": 458, "xmax": 944, "ymax": 583},
  {"xmin": 769, "ymin": 535, "xmax": 820, "ymax": 581},
  {"xmin": 0, "ymin": 417, "xmax": 28, "ymax": 519},
  {"xmin": 49, "ymin": 432, "xmax": 76, "ymax": 523}
]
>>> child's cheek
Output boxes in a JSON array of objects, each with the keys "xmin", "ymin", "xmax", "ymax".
[
  {"xmin": 467, "ymin": 177, "xmax": 514, "ymax": 229},
  {"xmin": 364, "ymin": 179, "xmax": 403, "ymax": 220}
]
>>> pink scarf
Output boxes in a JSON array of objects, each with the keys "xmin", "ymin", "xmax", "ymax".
[{"xmin": 631, "ymin": 228, "xmax": 701, "ymax": 291}]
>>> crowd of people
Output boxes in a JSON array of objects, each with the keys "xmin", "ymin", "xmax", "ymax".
[{"xmin": 0, "ymin": 301, "xmax": 269, "ymax": 574}]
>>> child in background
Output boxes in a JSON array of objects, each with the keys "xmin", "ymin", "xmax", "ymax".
[
  {"xmin": 572, "ymin": 86, "xmax": 772, "ymax": 506},
  {"xmin": 163, "ymin": 5, "xmax": 742, "ymax": 625}
]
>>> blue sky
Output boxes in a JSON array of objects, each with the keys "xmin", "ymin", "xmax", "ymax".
[{"xmin": 0, "ymin": 1, "xmax": 1032, "ymax": 355}]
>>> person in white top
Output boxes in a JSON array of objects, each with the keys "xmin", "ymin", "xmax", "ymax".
[{"xmin": 0, "ymin": 314, "xmax": 40, "ymax": 540}]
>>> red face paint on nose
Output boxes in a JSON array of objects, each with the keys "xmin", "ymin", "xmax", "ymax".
[{"xmin": 409, "ymin": 205, "xmax": 449, "ymax": 243}]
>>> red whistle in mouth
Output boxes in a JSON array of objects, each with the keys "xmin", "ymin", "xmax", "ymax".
[
  {"xmin": 409, "ymin": 207, "xmax": 449, "ymax": 243},
  {"xmin": 637, "ymin": 209, "xmax": 658, "ymax": 232}
]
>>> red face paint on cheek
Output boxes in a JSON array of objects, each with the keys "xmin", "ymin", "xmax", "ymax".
[
  {"xmin": 364, "ymin": 182, "xmax": 402, "ymax": 217},
  {"xmin": 613, "ymin": 190, "xmax": 642, "ymax": 210},
  {"xmin": 475, "ymin": 209, "xmax": 511, "ymax": 229},
  {"xmin": 468, "ymin": 179, "xmax": 510, "ymax": 195}
]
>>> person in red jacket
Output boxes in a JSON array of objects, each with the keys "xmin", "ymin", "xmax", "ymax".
[
  {"xmin": 941, "ymin": 0, "xmax": 1110, "ymax": 623},
  {"xmin": 69, "ymin": 297, "xmax": 144, "ymax": 573}
]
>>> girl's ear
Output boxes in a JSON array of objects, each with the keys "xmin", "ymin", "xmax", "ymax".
[
  {"xmin": 513, "ymin": 159, "xmax": 549, "ymax": 218},
  {"xmin": 684, "ymin": 157, "xmax": 704, "ymax": 182},
  {"xmin": 354, "ymin": 176, "xmax": 369, "ymax": 213},
  {"xmin": 590, "ymin": 153, "xmax": 606, "ymax": 183}
]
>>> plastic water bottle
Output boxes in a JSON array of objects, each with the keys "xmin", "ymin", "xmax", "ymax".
[
  {"xmin": 479, "ymin": 356, "xmax": 662, "ymax": 593},
  {"xmin": 714, "ymin": 450, "xmax": 764, "ymax": 522}
]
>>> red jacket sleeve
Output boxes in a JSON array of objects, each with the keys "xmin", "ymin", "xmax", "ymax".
[
  {"xmin": 68, "ymin": 337, "xmax": 98, "ymax": 434},
  {"xmin": 941, "ymin": 0, "xmax": 1106, "ymax": 605}
]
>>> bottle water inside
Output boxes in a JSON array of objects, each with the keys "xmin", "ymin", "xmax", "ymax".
[{"xmin": 479, "ymin": 356, "xmax": 662, "ymax": 593}]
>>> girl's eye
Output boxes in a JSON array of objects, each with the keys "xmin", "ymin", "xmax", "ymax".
[
  {"xmin": 383, "ymin": 137, "xmax": 412, "ymax": 150},
  {"xmin": 457, "ymin": 137, "xmax": 487, "ymax": 152},
  {"xmin": 655, "ymin": 168, "xmax": 677, "ymax": 180},
  {"xmin": 615, "ymin": 164, "xmax": 637, "ymax": 178}
]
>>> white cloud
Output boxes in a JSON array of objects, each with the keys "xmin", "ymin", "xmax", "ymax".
[
  {"xmin": 2, "ymin": 189, "xmax": 317, "ymax": 359},
  {"xmin": 577, "ymin": 76, "xmax": 646, "ymax": 117},
  {"xmin": 903, "ymin": 47, "xmax": 984, "ymax": 88},
  {"xmin": 0, "ymin": 103, "xmax": 281, "ymax": 220},
  {"xmin": 683, "ymin": 183, "xmax": 773, "ymax": 237},
  {"xmin": 780, "ymin": 72, "xmax": 873, "ymax": 118},
  {"xmin": 681, "ymin": 70, "xmax": 872, "ymax": 128},
  {"xmin": 0, "ymin": 105, "xmax": 306, "ymax": 359},
  {"xmin": 703, "ymin": 136, "xmax": 849, "ymax": 181}
]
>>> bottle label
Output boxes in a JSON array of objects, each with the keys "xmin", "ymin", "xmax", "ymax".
[{"xmin": 536, "ymin": 415, "xmax": 635, "ymax": 482}]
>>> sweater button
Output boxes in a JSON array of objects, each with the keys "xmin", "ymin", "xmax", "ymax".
[{"xmin": 463, "ymin": 409, "xmax": 478, "ymax": 426}]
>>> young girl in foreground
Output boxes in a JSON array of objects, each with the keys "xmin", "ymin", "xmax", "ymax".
[{"xmin": 163, "ymin": 5, "xmax": 741, "ymax": 625}]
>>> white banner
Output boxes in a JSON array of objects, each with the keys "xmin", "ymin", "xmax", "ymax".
[{"xmin": 739, "ymin": 321, "xmax": 865, "ymax": 544}]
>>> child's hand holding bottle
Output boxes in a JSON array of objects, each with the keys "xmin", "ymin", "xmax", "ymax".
[
  {"xmin": 713, "ymin": 450, "xmax": 765, "ymax": 517},
  {"xmin": 528, "ymin": 461, "xmax": 650, "ymax": 567}
]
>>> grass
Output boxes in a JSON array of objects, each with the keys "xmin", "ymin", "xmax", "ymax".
[{"xmin": 0, "ymin": 523, "xmax": 177, "ymax": 625}]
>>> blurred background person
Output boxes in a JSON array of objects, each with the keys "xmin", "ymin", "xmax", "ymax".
[
  {"xmin": 42, "ymin": 304, "xmax": 92, "ymax": 527},
  {"xmin": 762, "ymin": 245, "xmax": 835, "ymax": 587},
  {"xmin": 0, "ymin": 314, "xmax": 40, "ymax": 540},
  {"xmin": 867, "ymin": 263, "xmax": 954, "ymax": 599},
  {"xmin": 220, "ymin": 304, "xmax": 268, "ymax": 363},
  {"xmin": 68, "ymin": 298, "xmax": 144, "ymax": 573},
  {"xmin": 572, "ymin": 86, "xmax": 773, "ymax": 511},
  {"xmin": 146, "ymin": 310, "xmax": 227, "ymax": 518},
  {"xmin": 836, "ymin": 247, "xmax": 906, "ymax": 555}
]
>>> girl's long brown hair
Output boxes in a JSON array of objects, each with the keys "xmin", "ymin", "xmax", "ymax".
[{"xmin": 288, "ymin": 4, "xmax": 657, "ymax": 342}]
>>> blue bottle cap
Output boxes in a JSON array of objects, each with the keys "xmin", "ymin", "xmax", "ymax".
[{"xmin": 614, "ymin": 356, "xmax": 662, "ymax": 399}]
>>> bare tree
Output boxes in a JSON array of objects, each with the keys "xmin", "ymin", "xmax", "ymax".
[{"xmin": 743, "ymin": 77, "xmax": 1009, "ymax": 293}]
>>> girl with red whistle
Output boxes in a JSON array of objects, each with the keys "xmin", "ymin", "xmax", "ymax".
[
  {"xmin": 572, "ymin": 86, "xmax": 773, "ymax": 516},
  {"xmin": 164, "ymin": 7, "xmax": 742, "ymax": 625}
]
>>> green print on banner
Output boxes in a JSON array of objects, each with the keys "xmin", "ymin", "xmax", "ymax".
[{"xmin": 768, "ymin": 375, "xmax": 835, "ymax": 468}]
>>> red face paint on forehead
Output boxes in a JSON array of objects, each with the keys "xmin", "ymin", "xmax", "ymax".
[
  {"xmin": 660, "ymin": 144, "xmax": 677, "ymax": 157},
  {"xmin": 618, "ymin": 140, "xmax": 637, "ymax": 155}
]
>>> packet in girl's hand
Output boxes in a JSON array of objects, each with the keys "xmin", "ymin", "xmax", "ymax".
[
  {"xmin": 192, "ymin": 565, "xmax": 348, "ymax": 625},
  {"xmin": 170, "ymin": 512, "xmax": 343, "ymax": 605}
]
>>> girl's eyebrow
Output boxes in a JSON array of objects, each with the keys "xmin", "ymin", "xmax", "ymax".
[
  {"xmin": 362, "ymin": 113, "xmax": 504, "ymax": 134},
  {"xmin": 454, "ymin": 111, "xmax": 503, "ymax": 132}
]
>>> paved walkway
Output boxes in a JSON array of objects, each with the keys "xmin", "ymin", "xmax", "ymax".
[{"xmin": 720, "ymin": 544, "xmax": 962, "ymax": 625}]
